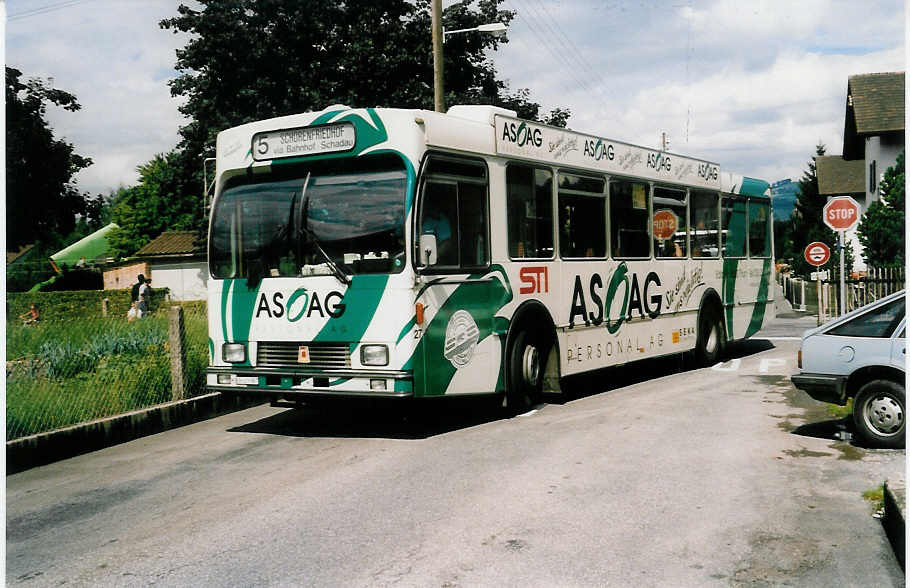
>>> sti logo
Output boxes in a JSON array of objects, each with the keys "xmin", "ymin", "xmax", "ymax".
[{"xmin": 519, "ymin": 266, "xmax": 549, "ymax": 294}]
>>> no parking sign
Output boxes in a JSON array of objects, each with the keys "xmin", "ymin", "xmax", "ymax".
[{"xmin": 804, "ymin": 241, "xmax": 830, "ymax": 267}]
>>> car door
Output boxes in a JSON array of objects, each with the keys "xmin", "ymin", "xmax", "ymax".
[{"xmin": 891, "ymin": 322, "xmax": 906, "ymax": 370}]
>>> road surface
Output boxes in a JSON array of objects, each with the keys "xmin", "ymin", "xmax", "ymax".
[{"xmin": 6, "ymin": 314, "xmax": 904, "ymax": 586}]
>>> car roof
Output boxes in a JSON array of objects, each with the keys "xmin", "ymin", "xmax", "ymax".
[{"xmin": 806, "ymin": 289, "xmax": 906, "ymax": 337}]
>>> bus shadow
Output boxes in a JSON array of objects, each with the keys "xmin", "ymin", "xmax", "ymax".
[
  {"xmin": 227, "ymin": 396, "xmax": 504, "ymax": 440},
  {"xmin": 228, "ymin": 340, "xmax": 779, "ymax": 438},
  {"xmin": 555, "ymin": 338, "xmax": 776, "ymax": 402}
]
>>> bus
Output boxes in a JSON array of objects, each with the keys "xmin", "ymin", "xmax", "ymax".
[{"xmin": 206, "ymin": 104, "xmax": 774, "ymax": 411}]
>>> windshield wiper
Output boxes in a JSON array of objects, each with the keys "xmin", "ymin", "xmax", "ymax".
[{"xmin": 298, "ymin": 172, "xmax": 351, "ymax": 286}]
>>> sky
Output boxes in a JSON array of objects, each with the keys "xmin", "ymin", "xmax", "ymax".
[{"xmin": 5, "ymin": 0, "xmax": 906, "ymax": 198}]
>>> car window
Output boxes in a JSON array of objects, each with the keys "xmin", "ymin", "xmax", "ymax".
[{"xmin": 826, "ymin": 297, "xmax": 905, "ymax": 338}]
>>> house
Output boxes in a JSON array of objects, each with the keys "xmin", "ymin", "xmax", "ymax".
[
  {"xmin": 816, "ymin": 71, "xmax": 905, "ymax": 270},
  {"xmin": 103, "ymin": 231, "xmax": 208, "ymax": 301}
]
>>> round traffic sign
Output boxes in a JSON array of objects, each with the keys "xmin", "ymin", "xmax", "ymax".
[
  {"xmin": 804, "ymin": 241, "xmax": 831, "ymax": 266},
  {"xmin": 823, "ymin": 196, "xmax": 861, "ymax": 232}
]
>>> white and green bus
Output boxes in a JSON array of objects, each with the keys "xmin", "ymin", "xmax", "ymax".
[{"xmin": 206, "ymin": 105, "xmax": 774, "ymax": 410}]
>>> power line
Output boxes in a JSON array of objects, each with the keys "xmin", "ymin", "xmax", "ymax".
[
  {"xmin": 8, "ymin": 0, "xmax": 99, "ymax": 22},
  {"xmin": 502, "ymin": 1, "xmax": 598, "ymax": 105}
]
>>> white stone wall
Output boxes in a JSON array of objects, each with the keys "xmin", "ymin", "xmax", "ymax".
[{"xmin": 149, "ymin": 261, "xmax": 209, "ymax": 301}]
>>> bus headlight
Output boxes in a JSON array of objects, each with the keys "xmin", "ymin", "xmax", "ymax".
[
  {"xmin": 222, "ymin": 343, "xmax": 247, "ymax": 363},
  {"xmin": 360, "ymin": 344, "xmax": 389, "ymax": 366}
]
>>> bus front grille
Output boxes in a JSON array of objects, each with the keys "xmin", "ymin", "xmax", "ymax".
[{"xmin": 256, "ymin": 342, "xmax": 351, "ymax": 369}]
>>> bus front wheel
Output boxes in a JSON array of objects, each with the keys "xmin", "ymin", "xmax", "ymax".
[
  {"xmin": 694, "ymin": 307, "xmax": 725, "ymax": 367},
  {"xmin": 507, "ymin": 329, "xmax": 547, "ymax": 413}
]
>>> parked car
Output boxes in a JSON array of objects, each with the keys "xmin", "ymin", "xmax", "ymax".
[{"xmin": 791, "ymin": 290, "xmax": 906, "ymax": 448}]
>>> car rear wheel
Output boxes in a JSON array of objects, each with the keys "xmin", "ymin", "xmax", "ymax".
[{"xmin": 852, "ymin": 379, "xmax": 905, "ymax": 448}]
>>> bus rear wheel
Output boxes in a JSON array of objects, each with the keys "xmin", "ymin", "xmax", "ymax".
[
  {"xmin": 506, "ymin": 329, "xmax": 548, "ymax": 413},
  {"xmin": 694, "ymin": 308, "xmax": 725, "ymax": 367}
]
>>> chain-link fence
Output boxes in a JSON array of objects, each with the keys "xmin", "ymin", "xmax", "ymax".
[{"xmin": 6, "ymin": 291, "xmax": 209, "ymax": 441}]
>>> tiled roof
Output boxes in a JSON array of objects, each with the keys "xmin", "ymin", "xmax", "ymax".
[
  {"xmin": 849, "ymin": 72, "xmax": 905, "ymax": 134},
  {"xmin": 816, "ymin": 156, "xmax": 865, "ymax": 196},
  {"xmin": 134, "ymin": 231, "xmax": 203, "ymax": 257},
  {"xmin": 7, "ymin": 244, "xmax": 35, "ymax": 265}
]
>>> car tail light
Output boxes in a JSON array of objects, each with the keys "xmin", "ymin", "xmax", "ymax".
[{"xmin": 797, "ymin": 349, "xmax": 802, "ymax": 369}]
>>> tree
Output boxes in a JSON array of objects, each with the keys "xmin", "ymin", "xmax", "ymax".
[
  {"xmin": 106, "ymin": 152, "xmax": 201, "ymax": 259},
  {"xmin": 155, "ymin": 0, "xmax": 569, "ymax": 234},
  {"xmin": 857, "ymin": 149, "xmax": 905, "ymax": 267},
  {"xmin": 789, "ymin": 143, "xmax": 853, "ymax": 279},
  {"xmin": 5, "ymin": 66, "xmax": 93, "ymax": 249}
]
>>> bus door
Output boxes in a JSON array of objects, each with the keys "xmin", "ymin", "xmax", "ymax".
[{"xmin": 413, "ymin": 156, "xmax": 501, "ymax": 397}]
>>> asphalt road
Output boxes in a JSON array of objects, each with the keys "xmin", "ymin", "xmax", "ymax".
[{"xmin": 6, "ymin": 312, "xmax": 905, "ymax": 587}]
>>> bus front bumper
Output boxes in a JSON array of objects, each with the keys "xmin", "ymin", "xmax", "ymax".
[{"xmin": 206, "ymin": 366, "xmax": 413, "ymax": 398}]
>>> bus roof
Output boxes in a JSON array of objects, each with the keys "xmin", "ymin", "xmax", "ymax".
[{"xmin": 215, "ymin": 104, "xmax": 768, "ymax": 195}]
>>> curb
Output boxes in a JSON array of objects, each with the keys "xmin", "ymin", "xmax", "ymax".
[
  {"xmin": 884, "ymin": 477, "xmax": 906, "ymax": 570},
  {"xmin": 6, "ymin": 393, "xmax": 262, "ymax": 475}
]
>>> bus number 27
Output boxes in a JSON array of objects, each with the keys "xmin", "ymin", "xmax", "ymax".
[{"xmin": 520, "ymin": 266, "xmax": 549, "ymax": 295}]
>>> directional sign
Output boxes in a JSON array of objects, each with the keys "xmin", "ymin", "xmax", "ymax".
[
  {"xmin": 804, "ymin": 241, "xmax": 831, "ymax": 267},
  {"xmin": 823, "ymin": 196, "xmax": 861, "ymax": 232}
]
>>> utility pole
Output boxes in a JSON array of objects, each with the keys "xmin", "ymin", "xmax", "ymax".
[{"xmin": 432, "ymin": 0, "xmax": 444, "ymax": 112}]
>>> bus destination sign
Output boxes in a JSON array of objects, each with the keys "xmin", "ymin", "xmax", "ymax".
[{"xmin": 252, "ymin": 122, "xmax": 356, "ymax": 161}]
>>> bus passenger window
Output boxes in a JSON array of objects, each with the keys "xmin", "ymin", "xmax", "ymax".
[
  {"xmin": 507, "ymin": 165, "xmax": 553, "ymax": 259},
  {"xmin": 721, "ymin": 196, "xmax": 747, "ymax": 258},
  {"xmin": 748, "ymin": 200, "xmax": 771, "ymax": 258},
  {"xmin": 559, "ymin": 173, "xmax": 606, "ymax": 258},
  {"xmin": 610, "ymin": 180, "xmax": 650, "ymax": 258},
  {"xmin": 691, "ymin": 190, "xmax": 719, "ymax": 258},
  {"xmin": 652, "ymin": 187, "xmax": 687, "ymax": 258}
]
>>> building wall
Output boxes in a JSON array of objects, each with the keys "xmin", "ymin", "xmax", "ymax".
[
  {"xmin": 150, "ymin": 260, "xmax": 208, "ymax": 301},
  {"xmin": 864, "ymin": 134, "xmax": 903, "ymax": 209},
  {"xmin": 104, "ymin": 262, "xmax": 149, "ymax": 291}
]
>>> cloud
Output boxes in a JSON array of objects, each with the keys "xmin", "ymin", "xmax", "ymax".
[
  {"xmin": 492, "ymin": 0, "xmax": 905, "ymax": 183},
  {"xmin": 6, "ymin": 0, "xmax": 191, "ymax": 195}
]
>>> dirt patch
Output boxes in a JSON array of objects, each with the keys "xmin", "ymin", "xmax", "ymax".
[{"xmin": 731, "ymin": 532, "xmax": 831, "ymax": 586}]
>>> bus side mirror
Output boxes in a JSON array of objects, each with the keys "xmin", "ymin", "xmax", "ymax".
[{"xmin": 419, "ymin": 234, "xmax": 438, "ymax": 266}]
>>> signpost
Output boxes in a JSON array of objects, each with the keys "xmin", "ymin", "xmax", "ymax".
[
  {"xmin": 823, "ymin": 196, "xmax": 861, "ymax": 316},
  {"xmin": 805, "ymin": 241, "xmax": 831, "ymax": 325}
]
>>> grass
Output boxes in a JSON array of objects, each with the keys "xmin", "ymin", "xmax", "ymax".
[
  {"xmin": 826, "ymin": 397, "xmax": 854, "ymax": 420},
  {"xmin": 863, "ymin": 485, "xmax": 885, "ymax": 513},
  {"xmin": 6, "ymin": 309, "xmax": 209, "ymax": 440}
]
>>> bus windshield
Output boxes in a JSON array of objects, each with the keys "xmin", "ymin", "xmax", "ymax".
[{"xmin": 210, "ymin": 159, "xmax": 407, "ymax": 283}]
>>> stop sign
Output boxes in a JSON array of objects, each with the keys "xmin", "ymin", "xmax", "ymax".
[
  {"xmin": 804, "ymin": 241, "xmax": 831, "ymax": 266},
  {"xmin": 823, "ymin": 196, "xmax": 861, "ymax": 232},
  {"xmin": 652, "ymin": 209, "xmax": 678, "ymax": 241}
]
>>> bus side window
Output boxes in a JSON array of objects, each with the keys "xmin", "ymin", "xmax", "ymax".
[
  {"xmin": 652, "ymin": 186, "xmax": 687, "ymax": 258},
  {"xmin": 421, "ymin": 181, "xmax": 459, "ymax": 266},
  {"xmin": 748, "ymin": 199, "xmax": 771, "ymax": 258},
  {"xmin": 418, "ymin": 156, "xmax": 489, "ymax": 269},
  {"xmin": 721, "ymin": 196, "xmax": 747, "ymax": 258},
  {"xmin": 559, "ymin": 172, "xmax": 606, "ymax": 258},
  {"xmin": 610, "ymin": 179, "xmax": 650, "ymax": 258},
  {"xmin": 507, "ymin": 164, "xmax": 554, "ymax": 259},
  {"xmin": 691, "ymin": 190, "xmax": 719, "ymax": 258}
]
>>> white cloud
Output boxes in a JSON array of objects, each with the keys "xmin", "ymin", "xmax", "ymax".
[
  {"xmin": 6, "ymin": 0, "xmax": 190, "ymax": 195},
  {"xmin": 5, "ymin": 0, "xmax": 905, "ymax": 196},
  {"xmin": 492, "ymin": 0, "xmax": 905, "ymax": 183}
]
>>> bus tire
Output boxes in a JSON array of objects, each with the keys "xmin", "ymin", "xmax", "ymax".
[
  {"xmin": 506, "ymin": 328, "xmax": 548, "ymax": 413},
  {"xmin": 694, "ymin": 306, "xmax": 725, "ymax": 367},
  {"xmin": 852, "ymin": 380, "xmax": 905, "ymax": 448}
]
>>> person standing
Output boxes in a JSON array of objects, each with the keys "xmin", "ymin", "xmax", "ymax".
[
  {"xmin": 138, "ymin": 277, "xmax": 152, "ymax": 317},
  {"xmin": 130, "ymin": 274, "xmax": 145, "ymax": 306}
]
